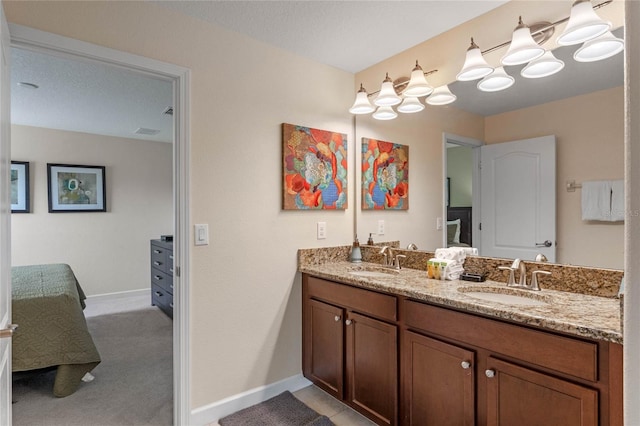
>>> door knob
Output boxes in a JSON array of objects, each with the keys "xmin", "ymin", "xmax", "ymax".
[
  {"xmin": 0, "ymin": 324, "xmax": 18, "ymax": 338},
  {"xmin": 535, "ymin": 240, "xmax": 552, "ymax": 247}
]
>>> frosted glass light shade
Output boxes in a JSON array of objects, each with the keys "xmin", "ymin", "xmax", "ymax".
[
  {"xmin": 521, "ymin": 50, "xmax": 565, "ymax": 78},
  {"xmin": 372, "ymin": 106, "xmax": 397, "ymax": 120},
  {"xmin": 557, "ymin": 0, "xmax": 611, "ymax": 46},
  {"xmin": 574, "ymin": 31, "xmax": 624, "ymax": 62},
  {"xmin": 403, "ymin": 61, "xmax": 434, "ymax": 97},
  {"xmin": 374, "ymin": 73, "xmax": 402, "ymax": 107},
  {"xmin": 349, "ymin": 84, "xmax": 375, "ymax": 114},
  {"xmin": 456, "ymin": 38, "xmax": 493, "ymax": 81},
  {"xmin": 426, "ymin": 85, "xmax": 457, "ymax": 106},
  {"xmin": 477, "ymin": 67, "xmax": 515, "ymax": 92},
  {"xmin": 397, "ymin": 97, "xmax": 425, "ymax": 113},
  {"xmin": 501, "ymin": 18, "xmax": 545, "ymax": 66}
]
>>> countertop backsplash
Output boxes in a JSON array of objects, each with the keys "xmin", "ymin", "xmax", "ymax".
[{"xmin": 298, "ymin": 242, "xmax": 623, "ymax": 298}]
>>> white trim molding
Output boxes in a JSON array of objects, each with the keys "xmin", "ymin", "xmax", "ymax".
[
  {"xmin": 8, "ymin": 23, "xmax": 192, "ymax": 426},
  {"xmin": 190, "ymin": 374, "xmax": 312, "ymax": 425}
]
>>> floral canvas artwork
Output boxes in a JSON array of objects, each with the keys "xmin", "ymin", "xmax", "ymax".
[
  {"xmin": 362, "ymin": 138, "xmax": 409, "ymax": 210},
  {"xmin": 282, "ymin": 123, "xmax": 348, "ymax": 210}
]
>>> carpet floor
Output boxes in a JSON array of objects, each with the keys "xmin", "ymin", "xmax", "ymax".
[{"xmin": 12, "ymin": 306, "xmax": 173, "ymax": 426}]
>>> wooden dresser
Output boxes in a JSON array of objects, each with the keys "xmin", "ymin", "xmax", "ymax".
[{"xmin": 150, "ymin": 239, "xmax": 173, "ymax": 319}]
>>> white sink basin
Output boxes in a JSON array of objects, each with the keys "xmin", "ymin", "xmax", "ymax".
[
  {"xmin": 458, "ymin": 287, "xmax": 549, "ymax": 306},
  {"xmin": 349, "ymin": 270, "xmax": 396, "ymax": 278},
  {"xmin": 348, "ymin": 265, "xmax": 398, "ymax": 278}
]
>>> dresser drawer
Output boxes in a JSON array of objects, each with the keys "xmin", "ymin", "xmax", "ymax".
[
  {"xmin": 150, "ymin": 241, "xmax": 172, "ymax": 274},
  {"xmin": 152, "ymin": 283, "xmax": 173, "ymax": 317},
  {"xmin": 403, "ymin": 300, "xmax": 598, "ymax": 382},
  {"xmin": 151, "ymin": 269, "xmax": 173, "ymax": 295},
  {"xmin": 306, "ymin": 276, "xmax": 397, "ymax": 322}
]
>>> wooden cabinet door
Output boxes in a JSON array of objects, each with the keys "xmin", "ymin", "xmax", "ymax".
[
  {"xmin": 401, "ymin": 331, "xmax": 475, "ymax": 426},
  {"xmin": 346, "ymin": 311, "xmax": 398, "ymax": 426},
  {"xmin": 485, "ymin": 357, "xmax": 598, "ymax": 426},
  {"xmin": 303, "ymin": 299, "xmax": 344, "ymax": 399}
]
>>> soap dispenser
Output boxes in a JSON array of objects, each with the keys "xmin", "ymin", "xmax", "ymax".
[
  {"xmin": 367, "ymin": 233, "xmax": 374, "ymax": 245},
  {"xmin": 350, "ymin": 235, "xmax": 362, "ymax": 263}
]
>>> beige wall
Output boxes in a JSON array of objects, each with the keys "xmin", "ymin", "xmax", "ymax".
[
  {"xmin": 11, "ymin": 125, "xmax": 173, "ymax": 295},
  {"xmin": 447, "ymin": 146, "xmax": 473, "ymax": 207},
  {"xmin": 355, "ymin": 106, "xmax": 483, "ymax": 250},
  {"xmin": 485, "ymin": 87, "xmax": 624, "ymax": 269},
  {"xmin": 3, "ymin": 0, "xmax": 354, "ymax": 410}
]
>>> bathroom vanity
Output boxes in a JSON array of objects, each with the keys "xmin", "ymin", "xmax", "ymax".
[{"xmin": 300, "ymin": 254, "xmax": 622, "ymax": 426}]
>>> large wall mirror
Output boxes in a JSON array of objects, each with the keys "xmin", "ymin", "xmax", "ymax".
[{"xmin": 354, "ymin": 1, "xmax": 624, "ymax": 270}]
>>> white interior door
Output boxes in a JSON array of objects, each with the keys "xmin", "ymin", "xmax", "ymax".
[
  {"xmin": 0, "ymin": 2, "xmax": 12, "ymax": 425},
  {"xmin": 480, "ymin": 136, "xmax": 556, "ymax": 262}
]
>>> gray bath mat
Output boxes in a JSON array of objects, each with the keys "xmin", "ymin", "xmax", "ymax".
[{"xmin": 219, "ymin": 391, "xmax": 334, "ymax": 426}]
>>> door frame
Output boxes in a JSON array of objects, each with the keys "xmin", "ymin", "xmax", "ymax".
[
  {"xmin": 442, "ymin": 133, "xmax": 482, "ymax": 249},
  {"xmin": 8, "ymin": 24, "xmax": 191, "ymax": 425}
]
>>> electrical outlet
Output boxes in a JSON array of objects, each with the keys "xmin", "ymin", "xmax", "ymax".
[
  {"xmin": 317, "ymin": 222, "xmax": 327, "ymax": 239},
  {"xmin": 377, "ymin": 220, "xmax": 385, "ymax": 235}
]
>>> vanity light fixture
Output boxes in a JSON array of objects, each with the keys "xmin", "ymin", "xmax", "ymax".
[
  {"xmin": 557, "ymin": 0, "xmax": 611, "ymax": 46},
  {"xmin": 425, "ymin": 85, "xmax": 457, "ymax": 106},
  {"xmin": 372, "ymin": 105, "xmax": 398, "ymax": 121},
  {"xmin": 403, "ymin": 61, "xmax": 434, "ymax": 97},
  {"xmin": 456, "ymin": 38, "xmax": 494, "ymax": 81},
  {"xmin": 397, "ymin": 96, "xmax": 425, "ymax": 113},
  {"xmin": 573, "ymin": 30, "xmax": 624, "ymax": 62},
  {"xmin": 501, "ymin": 17, "xmax": 545, "ymax": 66},
  {"xmin": 349, "ymin": 84, "xmax": 376, "ymax": 114},
  {"xmin": 374, "ymin": 73, "xmax": 402, "ymax": 107},
  {"xmin": 521, "ymin": 50, "xmax": 565, "ymax": 78},
  {"xmin": 477, "ymin": 67, "xmax": 515, "ymax": 92}
]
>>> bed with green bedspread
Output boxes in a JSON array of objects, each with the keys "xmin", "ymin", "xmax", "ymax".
[{"xmin": 11, "ymin": 264, "xmax": 101, "ymax": 397}]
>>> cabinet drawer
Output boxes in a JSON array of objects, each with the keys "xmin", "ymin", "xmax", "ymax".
[
  {"xmin": 306, "ymin": 276, "xmax": 396, "ymax": 322},
  {"xmin": 152, "ymin": 283, "xmax": 173, "ymax": 314},
  {"xmin": 167, "ymin": 251, "xmax": 174, "ymax": 275},
  {"xmin": 151, "ymin": 269, "xmax": 173, "ymax": 295},
  {"xmin": 403, "ymin": 300, "xmax": 598, "ymax": 382}
]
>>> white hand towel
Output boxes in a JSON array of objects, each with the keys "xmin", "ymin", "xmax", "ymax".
[
  {"xmin": 581, "ymin": 180, "xmax": 612, "ymax": 221},
  {"xmin": 610, "ymin": 179, "xmax": 624, "ymax": 222}
]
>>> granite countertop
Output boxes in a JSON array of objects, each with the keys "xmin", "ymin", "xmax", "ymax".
[{"xmin": 300, "ymin": 261, "xmax": 622, "ymax": 344}]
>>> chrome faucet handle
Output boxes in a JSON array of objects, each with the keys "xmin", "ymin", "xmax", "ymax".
[
  {"xmin": 510, "ymin": 258, "xmax": 527, "ymax": 287},
  {"xmin": 379, "ymin": 246, "xmax": 392, "ymax": 266},
  {"xmin": 498, "ymin": 266, "xmax": 516, "ymax": 286},
  {"xmin": 394, "ymin": 254, "xmax": 407, "ymax": 270},
  {"xmin": 530, "ymin": 270, "xmax": 551, "ymax": 291}
]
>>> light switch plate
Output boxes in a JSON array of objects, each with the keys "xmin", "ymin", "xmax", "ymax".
[
  {"xmin": 194, "ymin": 224, "xmax": 209, "ymax": 246},
  {"xmin": 317, "ymin": 222, "xmax": 327, "ymax": 240},
  {"xmin": 436, "ymin": 217, "xmax": 443, "ymax": 230},
  {"xmin": 378, "ymin": 220, "xmax": 385, "ymax": 235}
]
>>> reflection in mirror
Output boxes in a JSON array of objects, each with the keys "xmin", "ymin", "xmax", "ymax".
[{"xmin": 355, "ymin": 26, "xmax": 624, "ymax": 270}]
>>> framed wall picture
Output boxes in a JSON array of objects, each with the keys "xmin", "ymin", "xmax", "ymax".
[
  {"xmin": 362, "ymin": 138, "xmax": 409, "ymax": 210},
  {"xmin": 282, "ymin": 123, "xmax": 348, "ymax": 210},
  {"xmin": 47, "ymin": 164, "xmax": 106, "ymax": 213},
  {"xmin": 11, "ymin": 161, "xmax": 30, "ymax": 213}
]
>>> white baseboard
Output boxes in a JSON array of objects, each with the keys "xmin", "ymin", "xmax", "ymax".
[
  {"xmin": 190, "ymin": 374, "xmax": 312, "ymax": 425},
  {"xmin": 85, "ymin": 288, "xmax": 148, "ymax": 301}
]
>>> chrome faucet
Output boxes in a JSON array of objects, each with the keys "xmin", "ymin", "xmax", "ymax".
[
  {"xmin": 498, "ymin": 259, "xmax": 549, "ymax": 291},
  {"xmin": 379, "ymin": 246, "xmax": 393, "ymax": 267},
  {"xmin": 498, "ymin": 258, "xmax": 527, "ymax": 288}
]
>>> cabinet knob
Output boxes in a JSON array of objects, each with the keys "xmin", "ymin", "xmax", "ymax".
[
  {"xmin": 154, "ymin": 275, "xmax": 162, "ymax": 281},
  {"xmin": 153, "ymin": 249, "xmax": 161, "ymax": 254},
  {"xmin": 153, "ymin": 261, "xmax": 162, "ymax": 266},
  {"xmin": 345, "ymin": 319, "xmax": 353, "ymax": 326},
  {"xmin": 485, "ymin": 369, "xmax": 496, "ymax": 378},
  {"xmin": 334, "ymin": 315, "xmax": 341, "ymax": 322},
  {"xmin": 154, "ymin": 291, "xmax": 163, "ymax": 297},
  {"xmin": 461, "ymin": 361, "xmax": 471, "ymax": 370}
]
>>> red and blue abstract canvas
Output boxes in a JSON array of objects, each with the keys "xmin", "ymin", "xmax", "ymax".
[
  {"xmin": 362, "ymin": 138, "xmax": 409, "ymax": 210},
  {"xmin": 282, "ymin": 123, "xmax": 348, "ymax": 210}
]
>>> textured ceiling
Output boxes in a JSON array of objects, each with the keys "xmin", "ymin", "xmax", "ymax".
[
  {"xmin": 11, "ymin": 48, "xmax": 174, "ymax": 143},
  {"xmin": 153, "ymin": 0, "xmax": 509, "ymax": 73}
]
